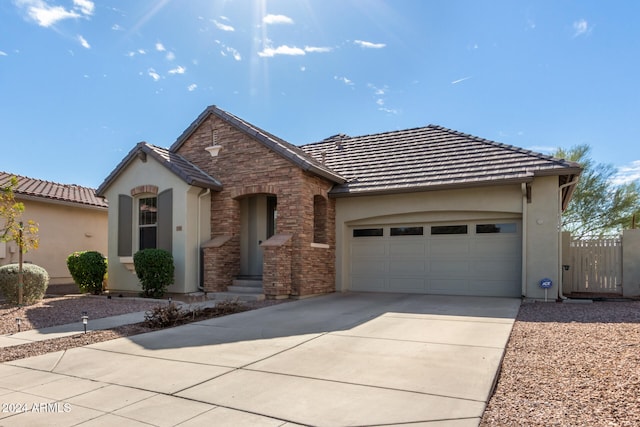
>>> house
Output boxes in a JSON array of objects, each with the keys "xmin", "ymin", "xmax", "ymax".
[
  {"xmin": 96, "ymin": 105, "xmax": 582, "ymax": 300},
  {"xmin": 0, "ymin": 172, "xmax": 108, "ymax": 286}
]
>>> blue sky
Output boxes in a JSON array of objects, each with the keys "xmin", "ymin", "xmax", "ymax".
[{"xmin": 1, "ymin": 0, "xmax": 639, "ymax": 189}]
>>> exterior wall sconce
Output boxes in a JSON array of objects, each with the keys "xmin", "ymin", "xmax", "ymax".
[
  {"xmin": 81, "ymin": 311, "xmax": 88, "ymax": 334},
  {"xmin": 205, "ymin": 145, "xmax": 222, "ymax": 157}
]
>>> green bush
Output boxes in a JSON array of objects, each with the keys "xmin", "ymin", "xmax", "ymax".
[
  {"xmin": 133, "ymin": 249, "xmax": 174, "ymax": 298},
  {"xmin": 0, "ymin": 263, "xmax": 49, "ymax": 305},
  {"xmin": 67, "ymin": 251, "xmax": 107, "ymax": 295}
]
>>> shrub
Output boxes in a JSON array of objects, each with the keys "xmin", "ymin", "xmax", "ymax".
[
  {"xmin": 0, "ymin": 263, "xmax": 49, "ymax": 305},
  {"xmin": 133, "ymin": 248, "xmax": 174, "ymax": 298},
  {"xmin": 67, "ymin": 251, "xmax": 107, "ymax": 295},
  {"xmin": 144, "ymin": 302, "xmax": 198, "ymax": 328}
]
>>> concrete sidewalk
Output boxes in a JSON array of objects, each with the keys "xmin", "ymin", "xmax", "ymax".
[{"xmin": 0, "ymin": 293, "xmax": 520, "ymax": 426}]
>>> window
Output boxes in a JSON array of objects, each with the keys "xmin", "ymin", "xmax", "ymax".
[
  {"xmin": 313, "ymin": 195, "xmax": 327, "ymax": 244},
  {"xmin": 476, "ymin": 223, "xmax": 517, "ymax": 234},
  {"xmin": 431, "ymin": 225, "xmax": 468, "ymax": 235},
  {"xmin": 117, "ymin": 188, "xmax": 172, "ymax": 257},
  {"xmin": 390, "ymin": 226, "xmax": 424, "ymax": 236},
  {"xmin": 353, "ymin": 228, "xmax": 383, "ymax": 237},
  {"xmin": 139, "ymin": 197, "xmax": 157, "ymax": 250}
]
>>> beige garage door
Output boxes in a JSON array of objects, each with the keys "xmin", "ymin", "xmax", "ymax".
[{"xmin": 349, "ymin": 220, "xmax": 522, "ymax": 297}]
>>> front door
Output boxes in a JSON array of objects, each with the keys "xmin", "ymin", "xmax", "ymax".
[{"xmin": 240, "ymin": 195, "xmax": 276, "ymax": 276}]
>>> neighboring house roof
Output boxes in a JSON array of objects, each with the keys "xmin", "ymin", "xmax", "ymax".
[
  {"xmin": 301, "ymin": 125, "xmax": 582, "ymax": 198},
  {"xmin": 0, "ymin": 171, "xmax": 108, "ymax": 209},
  {"xmin": 96, "ymin": 142, "xmax": 223, "ymax": 197},
  {"xmin": 170, "ymin": 105, "xmax": 346, "ymax": 184}
]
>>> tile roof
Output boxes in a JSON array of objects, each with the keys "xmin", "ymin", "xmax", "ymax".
[
  {"xmin": 301, "ymin": 125, "xmax": 582, "ymax": 197},
  {"xmin": 170, "ymin": 105, "xmax": 346, "ymax": 184},
  {"xmin": 0, "ymin": 171, "xmax": 108, "ymax": 209},
  {"xmin": 96, "ymin": 142, "xmax": 222, "ymax": 196}
]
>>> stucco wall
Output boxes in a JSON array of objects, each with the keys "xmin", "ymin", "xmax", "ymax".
[
  {"xmin": 0, "ymin": 199, "xmax": 107, "ymax": 285},
  {"xmin": 102, "ymin": 155, "xmax": 209, "ymax": 294}
]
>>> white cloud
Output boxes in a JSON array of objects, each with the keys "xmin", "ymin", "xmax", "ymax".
[
  {"xmin": 263, "ymin": 14, "xmax": 294, "ymax": 25},
  {"xmin": 16, "ymin": 0, "xmax": 94, "ymax": 27},
  {"xmin": 73, "ymin": 0, "xmax": 94, "ymax": 15},
  {"xmin": 168, "ymin": 65, "xmax": 186, "ymax": 74},
  {"xmin": 573, "ymin": 19, "xmax": 589, "ymax": 37},
  {"xmin": 227, "ymin": 46, "xmax": 241, "ymax": 61},
  {"xmin": 213, "ymin": 19, "xmax": 234, "ymax": 31},
  {"xmin": 354, "ymin": 40, "xmax": 386, "ymax": 49},
  {"xmin": 367, "ymin": 83, "xmax": 386, "ymax": 95},
  {"xmin": 147, "ymin": 68, "xmax": 160, "ymax": 81},
  {"xmin": 379, "ymin": 107, "xmax": 399, "ymax": 115},
  {"xmin": 612, "ymin": 160, "xmax": 640, "ymax": 185},
  {"xmin": 0, "ymin": 51, "xmax": 7, "ymax": 56},
  {"xmin": 77, "ymin": 34, "xmax": 90, "ymax": 49},
  {"xmin": 304, "ymin": 46, "xmax": 332, "ymax": 53},
  {"xmin": 334, "ymin": 75, "xmax": 353, "ymax": 86},
  {"xmin": 138, "ymin": 49, "xmax": 146, "ymax": 55},
  {"xmin": 187, "ymin": 83, "xmax": 197, "ymax": 92},
  {"xmin": 155, "ymin": 42, "xmax": 165, "ymax": 52},
  {"xmin": 258, "ymin": 45, "xmax": 305, "ymax": 57},
  {"xmin": 451, "ymin": 76, "xmax": 472, "ymax": 85},
  {"xmin": 166, "ymin": 51, "xmax": 175, "ymax": 61},
  {"xmin": 111, "ymin": 23, "xmax": 123, "ymax": 31}
]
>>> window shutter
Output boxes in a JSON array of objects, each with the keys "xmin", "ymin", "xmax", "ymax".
[
  {"xmin": 157, "ymin": 189, "xmax": 173, "ymax": 252},
  {"xmin": 118, "ymin": 194, "xmax": 133, "ymax": 256}
]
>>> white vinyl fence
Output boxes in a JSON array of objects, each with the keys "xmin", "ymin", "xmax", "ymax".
[{"xmin": 566, "ymin": 237, "xmax": 622, "ymax": 294}]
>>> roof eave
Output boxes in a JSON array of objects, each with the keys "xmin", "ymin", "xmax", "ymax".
[
  {"xmin": 329, "ymin": 176, "xmax": 535, "ymax": 198},
  {"xmin": 15, "ymin": 193, "xmax": 108, "ymax": 211}
]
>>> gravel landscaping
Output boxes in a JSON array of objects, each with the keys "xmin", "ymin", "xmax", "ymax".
[{"xmin": 481, "ymin": 300, "xmax": 640, "ymax": 426}]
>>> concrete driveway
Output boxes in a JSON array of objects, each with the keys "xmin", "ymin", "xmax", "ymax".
[{"xmin": 0, "ymin": 292, "xmax": 520, "ymax": 426}]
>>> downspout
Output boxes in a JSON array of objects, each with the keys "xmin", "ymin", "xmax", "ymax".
[
  {"xmin": 558, "ymin": 178, "xmax": 579, "ymax": 300},
  {"xmin": 197, "ymin": 188, "xmax": 211, "ymax": 291},
  {"xmin": 521, "ymin": 183, "xmax": 528, "ymax": 297}
]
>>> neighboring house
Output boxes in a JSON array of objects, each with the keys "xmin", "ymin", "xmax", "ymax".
[
  {"xmin": 96, "ymin": 105, "xmax": 582, "ymax": 300},
  {"xmin": 0, "ymin": 172, "xmax": 108, "ymax": 285}
]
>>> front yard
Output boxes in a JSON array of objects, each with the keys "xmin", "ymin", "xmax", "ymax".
[{"xmin": 481, "ymin": 300, "xmax": 640, "ymax": 426}]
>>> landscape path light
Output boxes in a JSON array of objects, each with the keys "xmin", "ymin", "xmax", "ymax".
[
  {"xmin": 81, "ymin": 311, "xmax": 88, "ymax": 334},
  {"xmin": 16, "ymin": 317, "xmax": 22, "ymax": 333}
]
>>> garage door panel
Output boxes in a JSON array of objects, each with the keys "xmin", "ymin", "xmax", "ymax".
[
  {"xmin": 470, "ymin": 239, "xmax": 520, "ymax": 258},
  {"xmin": 388, "ymin": 278, "xmax": 426, "ymax": 292},
  {"xmin": 351, "ymin": 241, "xmax": 386, "ymax": 256},
  {"xmin": 389, "ymin": 260, "xmax": 426, "ymax": 275},
  {"xmin": 430, "ymin": 278, "xmax": 469, "ymax": 292},
  {"xmin": 471, "ymin": 260, "xmax": 520, "ymax": 277},
  {"xmin": 389, "ymin": 242, "xmax": 426, "ymax": 256},
  {"xmin": 430, "ymin": 240, "xmax": 470, "ymax": 255},
  {"xmin": 431, "ymin": 260, "xmax": 469, "ymax": 274},
  {"xmin": 351, "ymin": 259, "xmax": 386, "ymax": 275},
  {"xmin": 351, "ymin": 276, "xmax": 385, "ymax": 291}
]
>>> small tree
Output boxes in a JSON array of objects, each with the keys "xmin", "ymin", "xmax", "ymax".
[
  {"xmin": 555, "ymin": 145, "xmax": 640, "ymax": 239},
  {"xmin": 0, "ymin": 176, "xmax": 39, "ymax": 305}
]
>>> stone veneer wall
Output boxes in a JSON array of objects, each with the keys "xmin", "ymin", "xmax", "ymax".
[{"xmin": 174, "ymin": 114, "xmax": 336, "ymax": 298}]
